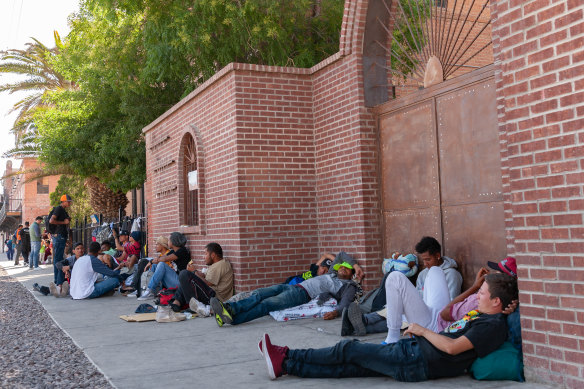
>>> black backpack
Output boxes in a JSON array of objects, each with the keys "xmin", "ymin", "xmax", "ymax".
[{"xmin": 46, "ymin": 207, "xmax": 58, "ymax": 234}]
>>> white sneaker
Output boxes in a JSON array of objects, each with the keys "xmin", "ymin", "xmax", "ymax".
[
  {"xmin": 189, "ymin": 297, "xmax": 211, "ymax": 317},
  {"xmin": 137, "ymin": 289, "xmax": 153, "ymax": 300},
  {"xmin": 126, "ymin": 290, "xmax": 138, "ymax": 297}
]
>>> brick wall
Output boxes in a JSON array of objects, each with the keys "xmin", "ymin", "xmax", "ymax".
[
  {"xmin": 491, "ymin": 0, "xmax": 584, "ymax": 387},
  {"xmin": 21, "ymin": 158, "xmax": 59, "ymax": 223}
]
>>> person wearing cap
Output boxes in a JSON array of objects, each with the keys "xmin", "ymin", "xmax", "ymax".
[
  {"xmin": 210, "ymin": 261, "xmax": 359, "ymax": 327},
  {"xmin": 50, "ymin": 195, "xmax": 73, "ymax": 286},
  {"xmin": 284, "ymin": 253, "xmax": 335, "ymax": 285},
  {"xmin": 138, "ymin": 232, "xmax": 191, "ymax": 300},
  {"xmin": 260, "ymin": 273, "xmax": 518, "ymax": 382},
  {"xmin": 112, "ymin": 229, "xmax": 141, "ymax": 272},
  {"xmin": 125, "ymin": 236, "xmax": 171, "ymax": 297},
  {"xmin": 29, "ymin": 216, "xmax": 43, "ymax": 269},
  {"xmin": 342, "ymin": 257, "xmax": 519, "ymax": 339}
]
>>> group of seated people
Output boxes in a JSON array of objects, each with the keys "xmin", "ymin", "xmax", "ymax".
[{"xmin": 33, "ymin": 233, "xmax": 521, "ymax": 384}]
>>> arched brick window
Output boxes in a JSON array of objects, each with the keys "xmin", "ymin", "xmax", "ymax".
[{"xmin": 182, "ymin": 133, "xmax": 199, "ymax": 226}]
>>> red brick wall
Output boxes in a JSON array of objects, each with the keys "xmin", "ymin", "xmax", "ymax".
[
  {"xmin": 21, "ymin": 158, "xmax": 59, "ymax": 223},
  {"xmin": 491, "ymin": 0, "xmax": 584, "ymax": 387}
]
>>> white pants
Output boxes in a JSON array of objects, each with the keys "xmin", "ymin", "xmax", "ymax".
[{"xmin": 385, "ymin": 266, "xmax": 451, "ymax": 333}]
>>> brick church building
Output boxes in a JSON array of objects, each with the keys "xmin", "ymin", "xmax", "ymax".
[{"xmin": 143, "ymin": 1, "xmax": 584, "ymax": 386}]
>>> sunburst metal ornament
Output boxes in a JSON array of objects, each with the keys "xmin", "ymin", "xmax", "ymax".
[{"xmin": 376, "ymin": 0, "xmax": 492, "ymax": 89}]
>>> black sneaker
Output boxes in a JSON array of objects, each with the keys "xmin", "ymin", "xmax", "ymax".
[
  {"xmin": 33, "ymin": 283, "xmax": 41, "ymax": 293},
  {"xmin": 210, "ymin": 297, "xmax": 233, "ymax": 327},
  {"xmin": 341, "ymin": 307, "xmax": 354, "ymax": 336},
  {"xmin": 39, "ymin": 286, "xmax": 51, "ymax": 296},
  {"xmin": 348, "ymin": 302, "xmax": 366, "ymax": 336}
]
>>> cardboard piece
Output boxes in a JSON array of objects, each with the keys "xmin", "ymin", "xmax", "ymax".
[{"xmin": 119, "ymin": 313, "xmax": 157, "ymax": 322}]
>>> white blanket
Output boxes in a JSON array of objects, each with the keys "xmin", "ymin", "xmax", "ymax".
[{"xmin": 269, "ymin": 298, "xmax": 337, "ymax": 321}]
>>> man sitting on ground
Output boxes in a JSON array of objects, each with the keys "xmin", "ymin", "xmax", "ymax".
[
  {"xmin": 112, "ymin": 229, "xmax": 140, "ymax": 271},
  {"xmin": 170, "ymin": 242, "xmax": 234, "ymax": 315},
  {"xmin": 70, "ymin": 242, "xmax": 123, "ymax": 299},
  {"xmin": 261, "ymin": 273, "xmax": 518, "ymax": 381},
  {"xmin": 211, "ymin": 261, "xmax": 359, "ymax": 327},
  {"xmin": 343, "ymin": 236, "xmax": 462, "ymax": 337}
]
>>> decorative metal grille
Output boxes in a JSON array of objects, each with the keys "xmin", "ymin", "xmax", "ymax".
[
  {"xmin": 182, "ymin": 134, "xmax": 199, "ymax": 226},
  {"xmin": 378, "ymin": 0, "xmax": 492, "ymax": 92}
]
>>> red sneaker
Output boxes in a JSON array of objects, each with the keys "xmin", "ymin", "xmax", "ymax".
[
  {"xmin": 258, "ymin": 339, "xmax": 289, "ymax": 357},
  {"xmin": 261, "ymin": 334, "xmax": 288, "ymax": 379}
]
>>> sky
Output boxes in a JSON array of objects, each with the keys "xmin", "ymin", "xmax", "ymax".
[{"xmin": 0, "ymin": 0, "xmax": 80, "ymax": 177}]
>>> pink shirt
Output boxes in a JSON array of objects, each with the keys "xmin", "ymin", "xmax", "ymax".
[{"xmin": 436, "ymin": 293, "xmax": 479, "ymax": 332}]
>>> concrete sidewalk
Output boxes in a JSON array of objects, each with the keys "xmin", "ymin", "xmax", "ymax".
[{"xmin": 1, "ymin": 255, "xmax": 549, "ymax": 389}]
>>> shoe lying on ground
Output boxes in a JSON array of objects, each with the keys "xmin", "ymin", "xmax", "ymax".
[
  {"xmin": 348, "ymin": 302, "xmax": 366, "ymax": 336},
  {"xmin": 33, "ymin": 283, "xmax": 41, "ymax": 293},
  {"xmin": 60, "ymin": 281, "xmax": 70, "ymax": 297},
  {"xmin": 262, "ymin": 334, "xmax": 289, "ymax": 380},
  {"xmin": 341, "ymin": 307, "xmax": 354, "ymax": 336},
  {"xmin": 126, "ymin": 290, "xmax": 138, "ymax": 297},
  {"xmin": 49, "ymin": 282, "xmax": 60, "ymax": 297},
  {"xmin": 137, "ymin": 289, "xmax": 154, "ymax": 301},
  {"xmin": 210, "ymin": 297, "xmax": 233, "ymax": 326},
  {"xmin": 189, "ymin": 297, "xmax": 211, "ymax": 317}
]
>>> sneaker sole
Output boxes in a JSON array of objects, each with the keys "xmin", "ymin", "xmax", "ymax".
[
  {"xmin": 210, "ymin": 298, "xmax": 232, "ymax": 327},
  {"xmin": 262, "ymin": 334, "xmax": 277, "ymax": 380},
  {"xmin": 348, "ymin": 303, "xmax": 366, "ymax": 336}
]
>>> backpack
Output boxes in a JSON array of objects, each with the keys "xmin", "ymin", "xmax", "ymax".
[{"xmin": 46, "ymin": 207, "xmax": 58, "ymax": 234}]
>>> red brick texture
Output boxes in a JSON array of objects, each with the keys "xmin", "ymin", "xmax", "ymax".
[
  {"xmin": 491, "ymin": 0, "xmax": 584, "ymax": 386},
  {"xmin": 143, "ymin": 0, "xmax": 381, "ymax": 292}
]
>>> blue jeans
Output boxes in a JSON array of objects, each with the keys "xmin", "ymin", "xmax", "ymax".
[
  {"xmin": 148, "ymin": 263, "xmax": 179, "ymax": 290},
  {"xmin": 364, "ymin": 312, "xmax": 388, "ymax": 333},
  {"xmin": 286, "ymin": 338, "xmax": 428, "ymax": 382},
  {"xmin": 6, "ymin": 246, "xmax": 13, "ymax": 261},
  {"xmin": 52, "ymin": 236, "xmax": 67, "ymax": 284},
  {"xmin": 229, "ymin": 284, "xmax": 310, "ymax": 325},
  {"xmin": 30, "ymin": 241, "xmax": 41, "ymax": 268},
  {"xmin": 88, "ymin": 277, "xmax": 120, "ymax": 299}
]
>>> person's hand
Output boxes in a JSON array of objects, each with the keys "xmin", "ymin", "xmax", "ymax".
[
  {"xmin": 391, "ymin": 251, "xmax": 401, "ymax": 259},
  {"xmin": 353, "ymin": 264, "xmax": 364, "ymax": 281},
  {"xmin": 63, "ymin": 219, "xmax": 70, "ymax": 225},
  {"xmin": 473, "ymin": 267, "xmax": 489, "ymax": 289},
  {"xmin": 144, "ymin": 263, "xmax": 151, "ymax": 272},
  {"xmin": 195, "ymin": 270, "xmax": 205, "ymax": 279},
  {"xmin": 65, "ymin": 270, "xmax": 70, "ymax": 279},
  {"xmin": 323, "ymin": 310, "xmax": 339, "ymax": 320},
  {"xmin": 503, "ymin": 299, "xmax": 519, "ymax": 315},
  {"xmin": 403, "ymin": 323, "xmax": 427, "ymax": 338},
  {"xmin": 152, "ymin": 258, "xmax": 158, "ymax": 264},
  {"xmin": 112, "ymin": 229, "xmax": 118, "ymax": 238},
  {"xmin": 186, "ymin": 263, "xmax": 196, "ymax": 272}
]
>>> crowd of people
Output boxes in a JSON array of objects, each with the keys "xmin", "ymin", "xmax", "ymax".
[{"xmin": 4, "ymin": 193, "xmax": 523, "ymax": 384}]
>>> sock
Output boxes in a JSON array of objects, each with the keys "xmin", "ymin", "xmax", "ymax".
[{"xmin": 384, "ymin": 329, "xmax": 401, "ymax": 344}]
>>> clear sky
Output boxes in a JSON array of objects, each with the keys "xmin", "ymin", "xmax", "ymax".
[{"xmin": 0, "ymin": 0, "xmax": 80, "ymax": 177}]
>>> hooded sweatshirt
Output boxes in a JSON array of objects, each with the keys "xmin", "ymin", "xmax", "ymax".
[{"xmin": 415, "ymin": 256, "xmax": 462, "ymax": 300}]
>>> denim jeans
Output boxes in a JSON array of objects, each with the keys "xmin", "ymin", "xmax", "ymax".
[
  {"xmin": 29, "ymin": 241, "xmax": 41, "ymax": 268},
  {"xmin": 364, "ymin": 312, "xmax": 388, "ymax": 334},
  {"xmin": 286, "ymin": 338, "xmax": 428, "ymax": 382},
  {"xmin": 148, "ymin": 263, "xmax": 179, "ymax": 290},
  {"xmin": 52, "ymin": 236, "xmax": 67, "ymax": 284},
  {"xmin": 88, "ymin": 277, "xmax": 120, "ymax": 299},
  {"xmin": 6, "ymin": 246, "xmax": 13, "ymax": 261},
  {"xmin": 229, "ymin": 284, "xmax": 310, "ymax": 325}
]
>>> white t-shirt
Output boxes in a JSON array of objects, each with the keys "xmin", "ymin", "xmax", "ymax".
[{"xmin": 70, "ymin": 255, "xmax": 99, "ymax": 299}]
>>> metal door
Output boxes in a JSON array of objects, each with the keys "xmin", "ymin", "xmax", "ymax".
[{"xmin": 377, "ymin": 66, "xmax": 505, "ymax": 288}]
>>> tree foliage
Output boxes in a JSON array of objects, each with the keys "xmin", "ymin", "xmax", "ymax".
[
  {"xmin": 30, "ymin": 0, "xmax": 345, "ymax": 193},
  {"xmin": 49, "ymin": 175, "xmax": 94, "ymax": 222}
]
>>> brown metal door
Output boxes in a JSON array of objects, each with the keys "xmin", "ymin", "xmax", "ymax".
[{"xmin": 377, "ymin": 66, "xmax": 505, "ymax": 288}]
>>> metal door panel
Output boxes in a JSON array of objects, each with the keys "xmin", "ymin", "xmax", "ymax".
[
  {"xmin": 379, "ymin": 101, "xmax": 439, "ymax": 211},
  {"xmin": 442, "ymin": 202, "xmax": 507, "ymax": 290},
  {"xmin": 437, "ymin": 80, "xmax": 503, "ymax": 206},
  {"xmin": 383, "ymin": 208, "xmax": 442, "ymax": 255}
]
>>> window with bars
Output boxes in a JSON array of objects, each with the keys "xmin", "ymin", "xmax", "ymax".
[{"xmin": 182, "ymin": 133, "xmax": 199, "ymax": 226}]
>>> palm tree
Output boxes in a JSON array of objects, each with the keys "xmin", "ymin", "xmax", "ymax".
[{"xmin": 0, "ymin": 32, "xmax": 74, "ymax": 147}]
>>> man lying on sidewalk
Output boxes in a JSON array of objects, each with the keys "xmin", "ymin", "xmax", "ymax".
[
  {"xmin": 211, "ymin": 261, "xmax": 358, "ymax": 326},
  {"xmin": 70, "ymin": 242, "xmax": 124, "ymax": 299},
  {"xmin": 261, "ymin": 273, "xmax": 518, "ymax": 381}
]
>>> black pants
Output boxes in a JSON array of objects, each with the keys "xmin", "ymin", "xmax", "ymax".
[
  {"xmin": 131, "ymin": 258, "xmax": 151, "ymax": 296},
  {"xmin": 173, "ymin": 270, "xmax": 215, "ymax": 306}
]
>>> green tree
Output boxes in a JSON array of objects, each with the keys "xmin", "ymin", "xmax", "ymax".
[{"xmin": 49, "ymin": 175, "xmax": 94, "ymax": 222}]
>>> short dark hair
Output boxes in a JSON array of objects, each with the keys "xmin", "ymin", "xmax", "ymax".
[
  {"xmin": 205, "ymin": 242, "xmax": 223, "ymax": 258},
  {"xmin": 415, "ymin": 236, "xmax": 441, "ymax": 255},
  {"xmin": 25, "ymin": 221, "xmax": 30, "ymax": 226},
  {"xmin": 101, "ymin": 241, "xmax": 111, "ymax": 248},
  {"xmin": 485, "ymin": 273, "xmax": 518, "ymax": 310},
  {"xmin": 35, "ymin": 216, "xmax": 43, "ymax": 221},
  {"xmin": 88, "ymin": 242, "xmax": 101, "ymax": 255},
  {"xmin": 73, "ymin": 242, "xmax": 83, "ymax": 250}
]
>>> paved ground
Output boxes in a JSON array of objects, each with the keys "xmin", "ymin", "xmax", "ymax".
[{"xmin": 1, "ymin": 253, "xmax": 550, "ymax": 389}]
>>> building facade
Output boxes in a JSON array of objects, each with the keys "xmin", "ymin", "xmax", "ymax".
[{"xmin": 143, "ymin": 1, "xmax": 584, "ymax": 386}]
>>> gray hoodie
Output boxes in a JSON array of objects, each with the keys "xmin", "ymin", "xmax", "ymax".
[{"xmin": 415, "ymin": 256, "xmax": 462, "ymax": 300}]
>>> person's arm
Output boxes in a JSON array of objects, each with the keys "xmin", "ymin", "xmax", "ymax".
[
  {"xmin": 90, "ymin": 257, "xmax": 122, "ymax": 279},
  {"xmin": 404, "ymin": 323, "xmax": 474, "ymax": 355},
  {"xmin": 153, "ymin": 252, "xmax": 178, "ymax": 264},
  {"xmin": 49, "ymin": 209, "xmax": 70, "ymax": 226},
  {"xmin": 315, "ymin": 253, "xmax": 335, "ymax": 266},
  {"xmin": 440, "ymin": 267, "xmax": 488, "ymax": 322},
  {"xmin": 324, "ymin": 283, "xmax": 358, "ymax": 319},
  {"xmin": 196, "ymin": 270, "xmax": 215, "ymax": 287}
]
